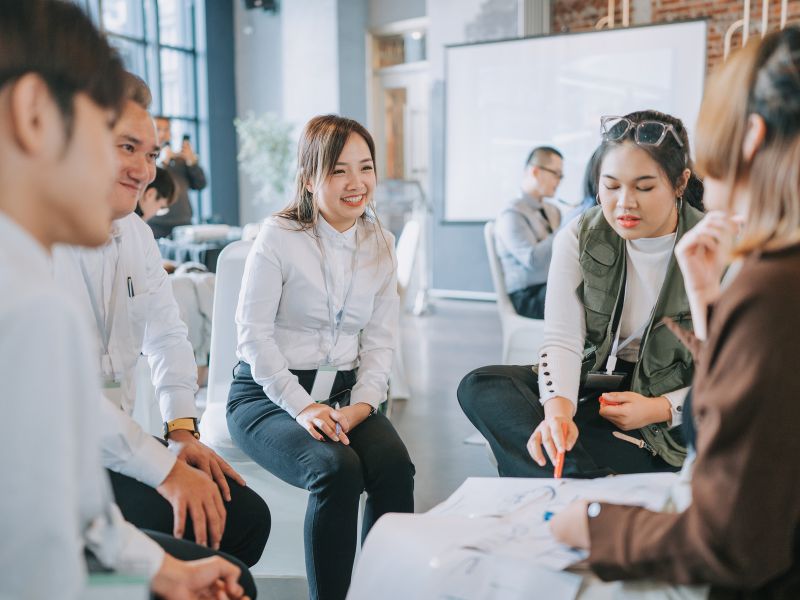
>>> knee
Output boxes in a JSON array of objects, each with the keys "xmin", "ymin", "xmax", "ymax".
[
  {"xmin": 311, "ymin": 451, "xmax": 364, "ymax": 497},
  {"xmin": 457, "ymin": 366, "xmax": 496, "ymax": 418}
]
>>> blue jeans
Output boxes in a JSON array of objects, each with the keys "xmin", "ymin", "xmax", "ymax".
[{"xmin": 227, "ymin": 362, "xmax": 415, "ymax": 600}]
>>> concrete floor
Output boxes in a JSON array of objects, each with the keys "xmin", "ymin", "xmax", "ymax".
[{"xmin": 252, "ymin": 299, "xmax": 501, "ymax": 598}]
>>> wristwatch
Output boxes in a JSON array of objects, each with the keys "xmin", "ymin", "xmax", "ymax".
[{"xmin": 164, "ymin": 417, "xmax": 200, "ymax": 440}]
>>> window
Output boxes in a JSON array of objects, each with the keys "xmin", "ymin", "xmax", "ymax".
[{"xmin": 77, "ymin": 0, "xmax": 205, "ymax": 222}]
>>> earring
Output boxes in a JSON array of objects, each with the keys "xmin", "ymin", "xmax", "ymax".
[
  {"xmin": 676, "ymin": 195, "xmax": 684, "ymax": 211},
  {"xmin": 595, "ymin": 194, "xmax": 601, "ymax": 205}
]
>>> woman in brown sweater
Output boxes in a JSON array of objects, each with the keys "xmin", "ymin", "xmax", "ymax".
[{"xmin": 550, "ymin": 27, "xmax": 800, "ymax": 598}]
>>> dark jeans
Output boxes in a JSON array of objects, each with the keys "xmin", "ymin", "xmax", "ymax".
[
  {"xmin": 509, "ymin": 283, "xmax": 547, "ymax": 319},
  {"xmin": 227, "ymin": 362, "xmax": 415, "ymax": 600},
  {"xmin": 144, "ymin": 529, "xmax": 256, "ymax": 599},
  {"xmin": 108, "ymin": 441, "xmax": 271, "ymax": 567},
  {"xmin": 457, "ymin": 364, "xmax": 679, "ymax": 477}
]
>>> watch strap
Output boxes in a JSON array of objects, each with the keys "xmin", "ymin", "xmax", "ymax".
[{"xmin": 164, "ymin": 417, "xmax": 200, "ymax": 440}]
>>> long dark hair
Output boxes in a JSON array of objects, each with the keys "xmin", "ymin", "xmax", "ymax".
[
  {"xmin": 596, "ymin": 109, "xmax": 704, "ymax": 211},
  {"xmin": 275, "ymin": 114, "xmax": 392, "ymax": 258}
]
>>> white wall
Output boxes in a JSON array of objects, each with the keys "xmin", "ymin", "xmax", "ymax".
[
  {"xmin": 234, "ymin": 0, "xmax": 369, "ymax": 225},
  {"xmin": 369, "ymin": 0, "xmax": 426, "ymax": 29},
  {"xmin": 234, "ymin": 2, "xmax": 283, "ymax": 225}
]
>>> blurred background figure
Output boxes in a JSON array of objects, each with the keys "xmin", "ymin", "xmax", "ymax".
[
  {"xmin": 148, "ymin": 116, "xmax": 207, "ymax": 238},
  {"xmin": 137, "ymin": 166, "xmax": 176, "ymax": 222}
]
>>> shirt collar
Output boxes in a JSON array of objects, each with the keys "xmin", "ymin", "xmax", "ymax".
[
  {"xmin": 519, "ymin": 192, "xmax": 544, "ymax": 210},
  {"xmin": 0, "ymin": 212, "xmax": 53, "ymax": 278},
  {"xmin": 317, "ymin": 214, "xmax": 358, "ymax": 244}
]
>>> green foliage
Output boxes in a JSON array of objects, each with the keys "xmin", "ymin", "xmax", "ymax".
[{"xmin": 234, "ymin": 112, "xmax": 294, "ymax": 208}]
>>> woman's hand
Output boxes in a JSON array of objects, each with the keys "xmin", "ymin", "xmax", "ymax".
[
  {"xmin": 549, "ymin": 500, "xmax": 591, "ymax": 550},
  {"xmin": 335, "ymin": 402, "xmax": 373, "ymax": 433},
  {"xmin": 151, "ymin": 554, "xmax": 249, "ymax": 600},
  {"xmin": 675, "ymin": 211, "xmax": 740, "ymax": 339},
  {"xmin": 599, "ymin": 392, "xmax": 671, "ymax": 430},
  {"xmin": 295, "ymin": 403, "xmax": 350, "ymax": 444},
  {"xmin": 527, "ymin": 396, "xmax": 578, "ymax": 468}
]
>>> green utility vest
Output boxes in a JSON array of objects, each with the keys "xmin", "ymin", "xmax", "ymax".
[{"xmin": 575, "ymin": 202, "xmax": 703, "ymax": 467}]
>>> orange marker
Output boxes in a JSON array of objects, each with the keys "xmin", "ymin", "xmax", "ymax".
[
  {"xmin": 554, "ymin": 422, "xmax": 568, "ymax": 479},
  {"xmin": 599, "ymin": 394, "xmax": 621, "ymax": 408}
]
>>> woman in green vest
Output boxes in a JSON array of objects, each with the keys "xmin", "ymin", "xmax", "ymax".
[{"xmin": 459, "ymin": 109, "xmax": 704, "ymax": 477}]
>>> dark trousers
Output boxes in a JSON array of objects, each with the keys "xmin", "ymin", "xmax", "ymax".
[
  {"xmin": 457, "ymin": 364, "xmax": 678, "ymax": 477},
  {"xmin": 509, "ymin": 283, "xmax": 547, "ymax": 319},
  {"xmin": 227, "ymin": 362, "xmax": 415, "ymax": 600},
  {"xmin": 108, "ymin": 442, "xmax": 271, "ymax": 567},
  {"xmin": 144, "ymin": 529, "xmax": 256, "ymax": 599}
]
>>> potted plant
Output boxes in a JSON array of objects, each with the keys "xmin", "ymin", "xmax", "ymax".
[{"xmin": 234, "ymin": 112, "xmax": 294, "ymax": 214}]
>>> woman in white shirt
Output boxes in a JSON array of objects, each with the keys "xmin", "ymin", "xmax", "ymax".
[
  {"xmin": 459, "ymin": 110, "xmax": 705, "ymax": 478},
  {"xmin": 227, "ymin": 115, "xmax": 415, "ymax": 600}
]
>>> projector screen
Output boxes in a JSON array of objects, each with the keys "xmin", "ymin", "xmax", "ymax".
[{"xmin": 444, "ymin": 20, "xmax": 707, "ymax": 222}]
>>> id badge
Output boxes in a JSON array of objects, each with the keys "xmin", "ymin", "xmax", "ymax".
[
  {"xmin": 310, "ymin": 365, "xmax": 338, "ymax": 402},
  {"xmin": 102, "ymin": 377, "xmax": 124, "ymax": 408}
]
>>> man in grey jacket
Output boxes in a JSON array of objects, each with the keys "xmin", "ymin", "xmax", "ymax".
[{"xmin": 495, "ymin": 146, "xmax": 563, "ymax": 318}]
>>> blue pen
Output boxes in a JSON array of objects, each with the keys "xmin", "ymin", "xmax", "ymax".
[{"xmin": 334, "ymin": 402, "xmax": 342, "ymax": 438}]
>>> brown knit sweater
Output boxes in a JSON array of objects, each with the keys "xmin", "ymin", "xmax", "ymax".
[{"xmin": 587, "ymin": 243, "xmax": 800, "ymax": 599}]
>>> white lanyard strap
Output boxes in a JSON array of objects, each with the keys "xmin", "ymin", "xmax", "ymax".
[
  {"xmin": 79, "ymin": 238, "xmax": 122, "ymax": 375},
  {"xmin": 316, "ymin": 226, "xmax": 360, "ymax": 365}
]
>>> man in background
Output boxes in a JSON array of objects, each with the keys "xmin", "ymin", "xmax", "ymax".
[
  {"xmin": 148, "ymin": 115, "xmax": 207, "ymax": 238},
  {"xmin": 495, "ymin": 146, "xmax": 563, "ymax": 319}
]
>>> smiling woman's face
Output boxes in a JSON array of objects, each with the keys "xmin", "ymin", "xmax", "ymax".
[{"xmin": 598, "ymin": 142, "xmax": 682, "ymax": 240}]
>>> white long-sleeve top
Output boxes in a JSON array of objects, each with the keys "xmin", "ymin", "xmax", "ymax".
[
  {"xmin": 0, "ymin": 214, "xmax": 164, "ymax": 600},
  {"xmin": 54, "ymin": 213, "xmax": 199, "ymax": 423},
  {"xmin": 236, "ymin": 216, "xmax": 398, "ymax": 418},
  {"xmin": 539, "ymin": 217, "xmax": 688, "ymax": 426}
]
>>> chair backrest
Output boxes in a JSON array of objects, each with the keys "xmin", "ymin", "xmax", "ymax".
[
  {"xmin": 199, "ymin": 240, "xmax": 253, "ymax": 447},
  {"xmin": 395, "ymin": 219, "xmax": 420, "ymax": 294},
  {"xmin": 483, "ymin": 221, "xmax": 517, "ymax": 316}
]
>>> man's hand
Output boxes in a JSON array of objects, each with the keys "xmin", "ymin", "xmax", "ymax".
[
  {"xmin": 151, "ymin": 553, "xmax": 250, "ymax": 600},
  {"xmin": 179, "ymin": 139, "xmax": 198, "ymax": 166},
  {"xmin": 156, "ymin": 460, "xmax": 226, "ymax": 549},
  {"xmin": 598, "ymin": 392, "xmax": 671, "ymax": 430},
  {"xmin": 168, "ymin": 431, "xmax": 246, "ymax": 502}
]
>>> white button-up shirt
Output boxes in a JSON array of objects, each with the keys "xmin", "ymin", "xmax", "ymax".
[
  {"xmin": 53, "ymin": 213, "xmax": 198, "ymax": 485},
  {"xmin": 237, "ymin": 216, "xmax": 398, "ymax": 418},
  {"xmin": 0, "ymin": 214, "xmax": 164, "ymax": 599}
]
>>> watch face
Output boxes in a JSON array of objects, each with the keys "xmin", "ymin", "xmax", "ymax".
[{"xmin": 588, "ymin": 502, "xmax": 602, "ymax": 518}]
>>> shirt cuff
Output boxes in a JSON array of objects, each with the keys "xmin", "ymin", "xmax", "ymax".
[
  {"xmin": 663, "ymin": 387, "xmax": 688, "ymax": 428},
  {"xmin": 279, "ymin": 385, "xmax": 316, "ymax": 419},
  {"xmin": 537, "ymin": 346, "xmax": 581, "ymax": 409},
  {"xmin": 350, "ymin": 385, "xmax": 383, "ymax": 411},
  {"xmin": 117, "ymin": 521, "xmax": 166, "ymax": 578},
  {"xmin": 159, "ymin": 390, "xmax": 198, "ymax": 423},
  {"xmin": 124, "ymin": 436, "xmax": 177, "ymax": 488}
]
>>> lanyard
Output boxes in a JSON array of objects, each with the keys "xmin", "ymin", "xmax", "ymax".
[
  {"xmin": 605, "ymin": 233, "xmax": 678, "ymax": 375},
  {"xmin": 316, "ymin": 225, "xmax": 360, "ymax": 365},
  {"xmin": 79, "ymin": 237, "xmax": 122, "ymax": 378}
]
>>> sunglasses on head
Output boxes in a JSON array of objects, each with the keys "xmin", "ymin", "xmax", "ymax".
[{"xmin": 600, "ymin": 116, "xmax": 685, "ymax": 148}]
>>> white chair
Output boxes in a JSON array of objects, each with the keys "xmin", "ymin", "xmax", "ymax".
[
  {"xmin": 484, "ymin": 221, "xmax": 545, "ymax": 365},
  {"xmin": 388, "ymin": 220, "xmax": 420, "ymax": 402},
  {"xmin": 198, "ymin": 240, "xmax": 311, "ymax": 580}
]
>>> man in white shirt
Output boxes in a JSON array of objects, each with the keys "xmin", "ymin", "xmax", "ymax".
[
  {"xmin": 53, "ymin": 73, "xmax": 270, "ymax": 567},
  {"xmin": 0, "ymin": 1, "xmax": 249, "ymax": 597}
]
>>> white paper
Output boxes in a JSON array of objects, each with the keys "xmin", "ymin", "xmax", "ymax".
[{"xmin": 347, "ymin": 473, "xmax": 680, "ymax": 600}]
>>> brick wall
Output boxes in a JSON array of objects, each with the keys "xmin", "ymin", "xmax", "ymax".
[{"xmin": 552, "ymin": 0, "xmax": 800, "ymax": 70}]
